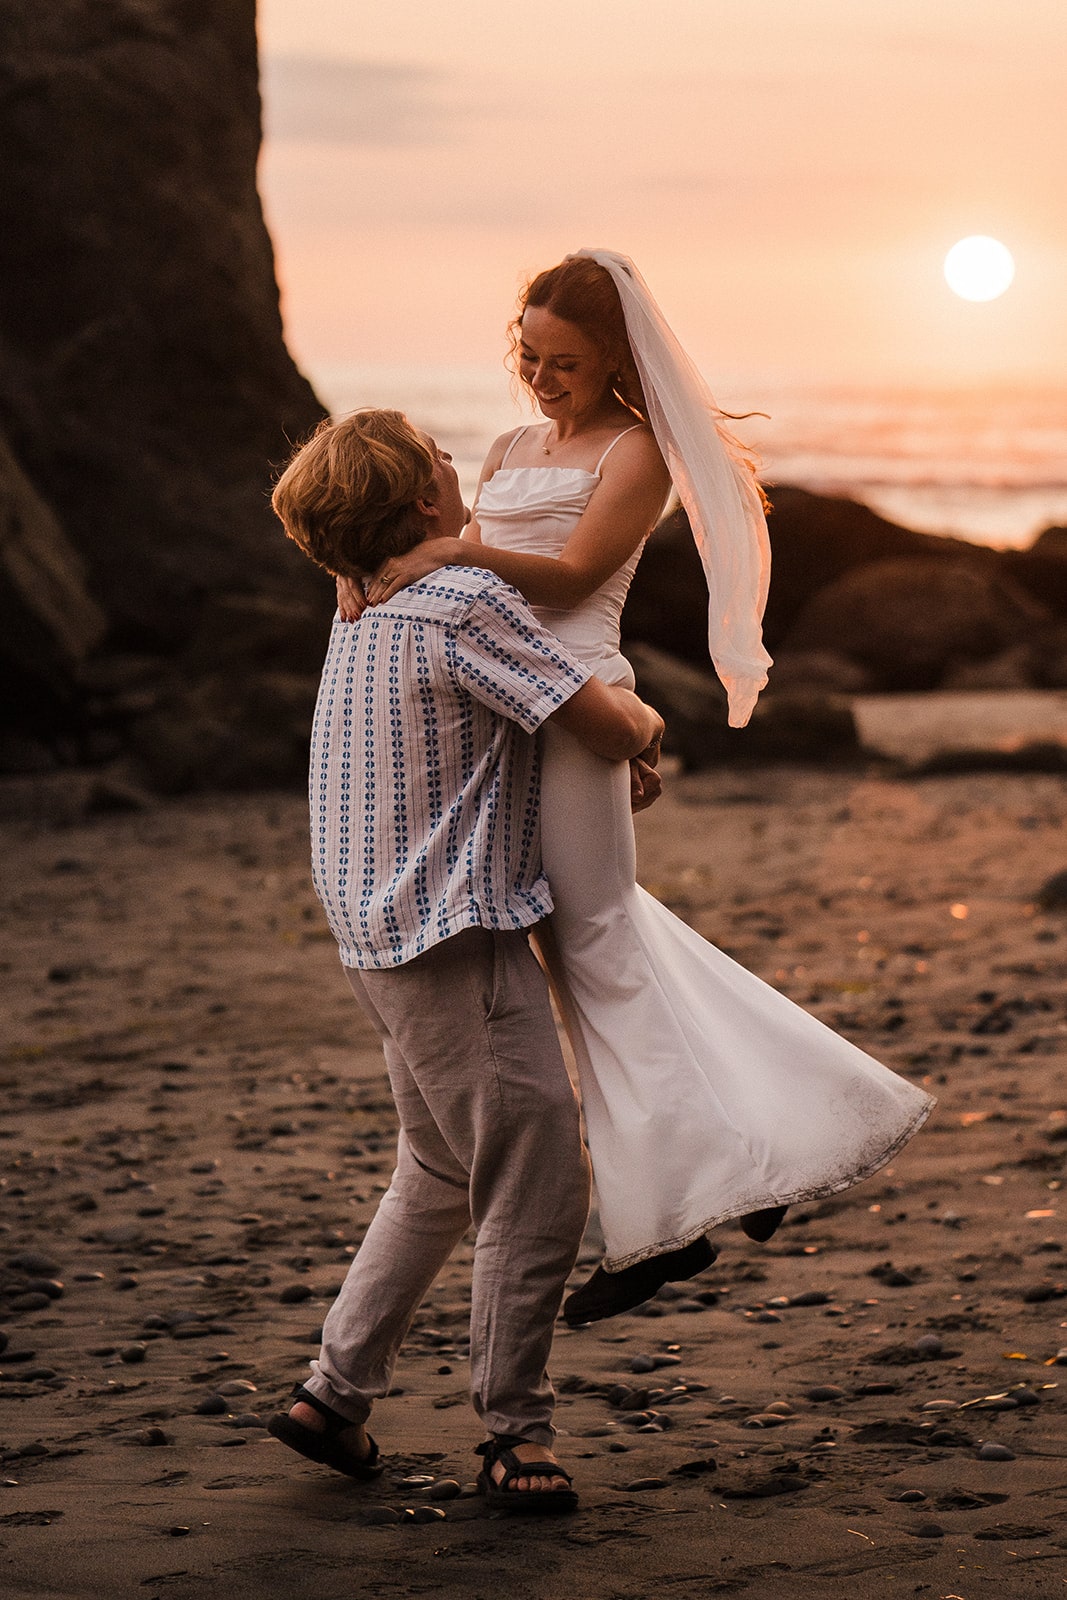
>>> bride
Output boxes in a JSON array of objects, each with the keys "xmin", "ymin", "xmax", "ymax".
[{"xmin": 340, "ymin": 250, "xmax": 934, "ymax": 1323}]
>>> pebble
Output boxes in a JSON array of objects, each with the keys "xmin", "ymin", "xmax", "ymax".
[
  {"xmin": 409, "ymin": 1506, "xmax": 446, "ymax": 1523},
  {"xmin": 914, "ymin": 1335, "xmax": 943, "ymax": 1358},
  {"xmin": 136, "ymin": 1427, "xmax": 169, "ymax": 1447},
  {"xmin": 629, "ymin": 1354, "xmax": 656, "ymax": 1374},
  {"xmin": 742, "ymin": 1414, "xmax": 789, "ymax": 1428},
  {"xmin": 166, "ymin": 1526, "xmax": 191, "ymax": 1537},
  {"xmin": 217, "ymin": 1380, "xmax": 258, "ymax": 1395},
  {"xmin": 399, "ymin": 1474, "xmax": 435, "ymax": 1489},
  {"xmin": 231, "ymin": 1413, "xmax": 265, "ymax": 1429},
  {"xmin": 120, "ymin": 1344, "xmax": 147, "ymax": 1364},
  {"xmin": 427, "ymin": 1478, "xmax": 461, "ymax": 1501},
  {"xmin": 278, "ymin": 1284, "xmax": 313, "ymax": 1304},
  {"xmin": 1051, "ymin": 1348, "xmax": 1067, "ymax": 1366},
  {"xmin": 9, "ymin": 1293, "xmax": 52, "ymax": 1312},
  {"xmin": 624, "ymin": 1477, "xmax": 668, "ymax": 1491},
  {"xmin": 194, "ymin": 1394, "xmax": 228, "ymax": 1415},
  {"xmin": 807, "ymin": 1385, "xmax": 845, "ymax": 1402},
  {"xmin": 920, "ymin": 1399, "xmax": 958, "ymax": 1411},
  {"xmin": 364, "ymin": 1506, "xmax": 400, "ymax": 1524},
  {"xmin": 889, "ymin": 1489, "xmax": 927, "ymax": 1503},
  {"xmin": 763, "ymin": 1401, "xmax": 794, "ymax": 1416},
  {"xmin": 977, "ymin": 1442, "xmax": 1015, "ymax": 1461},
  {"xmin": 912, "ymin": 1523, "xmax": 945, "ymax": 1538},
  {"xmin": 1012, "ymin": 1388, "xmax": 1041, "ymax": 1406},
  {"xmin": 788, "ymin": 1290, "xmax": 832, "ymax": 1307},
  {"xmin": 22, "ymin": 1278, "xmax": 64, "ymax": 1300},
  {"xmin": 8, "ymin": 1253, "xmax": 61, "ymax": 1276}
]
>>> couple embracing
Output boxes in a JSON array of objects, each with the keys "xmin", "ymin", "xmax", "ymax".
[{"xmin": 267, "ymin": 250, "xmax": 934, "ymax": 1513}]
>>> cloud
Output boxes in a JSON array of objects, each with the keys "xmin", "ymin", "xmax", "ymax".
[{"xmin": 261, "ymin": 55, "xmax": 458, "ymax": 146}]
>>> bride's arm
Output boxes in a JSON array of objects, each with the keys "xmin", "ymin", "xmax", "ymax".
[{"xmin": 367, "ymin": 428, "xmax": 670, "ymax": 610}]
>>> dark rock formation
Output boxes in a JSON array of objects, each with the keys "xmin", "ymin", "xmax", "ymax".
[
  {"xmin": 782, "ymin": 557, "xmax": 1051, "ymax": 691},
  {"xmin": 623, "ymin": 488, "xmax": 1067, "ymax": 693},
  {"xmin": 0, "ymin": 1, "xmax": 328, "ymax": 784},
  {"xmin": 625, "ymin": 643, "xmax": 861, "ymax": 770}
]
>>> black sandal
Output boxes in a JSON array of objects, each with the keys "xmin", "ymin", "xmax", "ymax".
[
  {"xmin": 475, "ymin": 1433, "xmax": 578, "ymax": 1515},
  {"xmin": 562, "ymin": 1235, "xmax": 717, "ymax": 1326},
  {"xmin": 267, "ymin": 1384, "xmax": 383, "ymax": 1479}
]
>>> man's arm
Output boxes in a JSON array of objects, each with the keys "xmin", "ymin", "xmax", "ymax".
[{"xmin": 549, "ymin": 678, "xmax": 664, "ymax": 763}]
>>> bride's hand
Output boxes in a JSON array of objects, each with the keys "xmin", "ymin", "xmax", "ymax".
[
  {"xmin": 336, "ymin": 573, "xmax": 367, "ymax": 621},
  {"xmin": 630, "ymin": 757, "xmax": 662, "ymax": 813},
  {"xmin": 365, "ymin": 539, "xmax": 462, "ymax": 605}
]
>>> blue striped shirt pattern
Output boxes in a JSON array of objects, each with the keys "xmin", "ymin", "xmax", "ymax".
[{"xmin": 309, "ymin": 567, "xmax": 592, "ymax": 968}]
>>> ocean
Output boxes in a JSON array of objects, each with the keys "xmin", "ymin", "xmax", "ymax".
[{"xmin": 310, "ymin": 364, "xmax": 1067, "ymax": 552}]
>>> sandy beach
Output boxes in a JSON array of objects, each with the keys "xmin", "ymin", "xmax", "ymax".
[{"xmin": 2, "ymin": 726, "xmax": 1066, "ymax": 1598}]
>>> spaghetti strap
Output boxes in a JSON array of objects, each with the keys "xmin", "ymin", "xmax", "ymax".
[
  {"xmin": 499, "ymin": 427, "xmax": 529, "ymax": 468},
  {"xmin": 594, "ymin": 424, "xmax": 645, "ymax": 476}
]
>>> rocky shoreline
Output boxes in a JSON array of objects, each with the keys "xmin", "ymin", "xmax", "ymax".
[{"xmin": 2, "ymin": 766, "xmax": 1066, "ymax": 1596}]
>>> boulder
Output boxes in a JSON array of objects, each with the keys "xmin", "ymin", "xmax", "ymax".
[
  {"xmin": 763, "ymin": 649, "xmax": 875, "ymax": 695},
  {"xmin": 622, "ymin": 490, "xmax": 1067, "ymax": 686},
  {"xmin": 1032, "ymin": 526, "xmax": 1067, "ymax": 561},
  {"xmin": 0, "ymin": 426, "xmax": 108, "ymax": 760},
  {"xmin": 625, "ymin": 643, "xmax": 861, "ymax": 768},
  {"xmin": 0, "ymin": 1, "xmax": 330, "ymax": 780},
  {"xmin": 780, "ymin": 558, "xmax": 1053, "ymax": 690}
]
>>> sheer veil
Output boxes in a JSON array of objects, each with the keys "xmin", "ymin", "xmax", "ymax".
[{"xmin": 571, "ymin": 248, "xmax": 772, "ymax": 728}]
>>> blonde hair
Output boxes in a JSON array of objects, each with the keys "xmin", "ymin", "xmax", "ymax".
[{"xmin": 272, "ymin": 409, "xmax": 436, "ymax": 577}]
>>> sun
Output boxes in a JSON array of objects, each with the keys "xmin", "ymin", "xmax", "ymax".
[{"xmin": 944, "ymin": 236, "xmax": 1015, "ymax": 302}]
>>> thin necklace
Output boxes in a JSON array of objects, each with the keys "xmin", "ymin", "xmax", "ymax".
[{"xmin": 542, "ymin": 425, "xmax": 555, "ymax": 455}]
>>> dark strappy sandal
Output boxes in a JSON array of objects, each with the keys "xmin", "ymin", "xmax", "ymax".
[
  {"xmin": 267, "ymin": 1384, "xmax": 383, "ymax": 1479},
  {"xmin": 475, "ymin": 1433, "xmax": 578, "ymax": 1515}
]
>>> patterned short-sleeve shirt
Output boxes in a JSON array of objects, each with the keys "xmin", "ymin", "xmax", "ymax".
[{"xmin": 309, "ymin": 567, "xmax": 592, "ymax": 968}]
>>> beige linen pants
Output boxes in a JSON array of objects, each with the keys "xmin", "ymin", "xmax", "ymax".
[{"xmin": 303, "ymin": 926, "xmax": 591, "ymax": 1445}]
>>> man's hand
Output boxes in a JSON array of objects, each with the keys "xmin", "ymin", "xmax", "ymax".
[{"xmin": 630, "ymin": 757, "xmax": 662, "ymax": 813}]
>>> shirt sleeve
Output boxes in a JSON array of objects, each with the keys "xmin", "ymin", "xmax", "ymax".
[{"xmin": 450, "ymin": 578, "xmax": 592, "ymax": 734}]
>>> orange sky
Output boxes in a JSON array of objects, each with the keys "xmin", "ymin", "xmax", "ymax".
[{"xmin": 257, "ymin": 0, "xmax": 1067, "ymax": 388}]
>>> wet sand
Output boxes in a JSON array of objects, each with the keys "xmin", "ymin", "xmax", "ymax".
[{"xmin": 2, "ymin": 751, "xmax": 1066, "ymax": 1598}]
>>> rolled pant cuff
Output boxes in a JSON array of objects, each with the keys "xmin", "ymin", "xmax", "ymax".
[{"xmin": 300, "ymin": 1371, "xmax": 372, "ymax": 1428}]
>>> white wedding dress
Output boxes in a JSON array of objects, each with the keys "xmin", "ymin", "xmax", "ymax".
[{"xmin": 475, "ymin": 435, "xmax": 935, "ymax": 1270}]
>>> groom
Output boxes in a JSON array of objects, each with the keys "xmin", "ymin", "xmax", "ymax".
[{"xmin": 268, "ymin": 408, "xmax": 664, "ymax": 1510}]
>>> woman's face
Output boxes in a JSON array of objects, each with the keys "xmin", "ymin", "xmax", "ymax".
[{"xmin": 518, "ymin": 306, "xmax": 616, "ymax": 425}]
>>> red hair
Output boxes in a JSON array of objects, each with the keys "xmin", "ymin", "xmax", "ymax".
[{"xmin": 508, "ymin": 257, "xmax": 648, "ymax": 419}]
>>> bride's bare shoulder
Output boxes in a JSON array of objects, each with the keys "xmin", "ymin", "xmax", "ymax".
[{"xmin": 484, "ymin": 426, "xmax": 525, "ymax": 472}]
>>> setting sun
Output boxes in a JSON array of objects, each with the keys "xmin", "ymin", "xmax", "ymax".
[{"xmin": 944, "ymin": 236, "xmax": 1016, "ymax": 302}]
